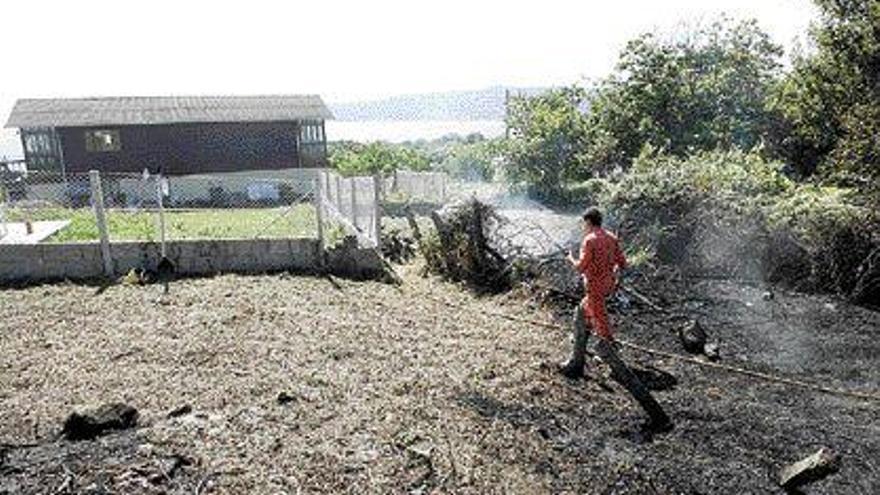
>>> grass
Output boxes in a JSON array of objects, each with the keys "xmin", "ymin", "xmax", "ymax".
[{"xmin": 5, "ymin": 205, "xmax": 318, "ymax": 242}]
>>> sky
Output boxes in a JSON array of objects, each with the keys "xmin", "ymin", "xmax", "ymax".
[{"xmin": 0, "ymin": 0, "xmax": 819, "ymax": 157}]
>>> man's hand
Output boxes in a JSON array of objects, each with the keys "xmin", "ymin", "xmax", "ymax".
[{"xmin": 567, "ymin": 250, "xmax": 578, "ymax": 267}]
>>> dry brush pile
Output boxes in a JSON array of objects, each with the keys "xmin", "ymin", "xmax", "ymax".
[{"xmin": 416, "ymin": 198, "xmax": 582, "ymax": 305}]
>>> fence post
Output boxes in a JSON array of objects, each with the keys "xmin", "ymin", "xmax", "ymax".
[
  {"xmin": 440, "ymin": 173, "xmax": 447, "ymax": 203},
  {"xmin": 314, "ymin": 174, "xmax": 325, "ymax": 264},
  {"xmin": 350, "ymin": 178, "xmax": 357, "ymax": 231},
  {"xmin": 335, "ymin": 174, "xmax": 343, "ymax": 214},
  {"xmin": 155, "ymin": 173, "xmax": 167, "ymax": 257},
  {"xmin": 89, "ymin": 170, "xmax": 114, "ymax": 277},
  {"xmin": 372, "ymin": 174, "xmax": 381, "ymax": 245}
]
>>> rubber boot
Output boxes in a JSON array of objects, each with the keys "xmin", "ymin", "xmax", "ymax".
[
  {"xmin": 558, "ymin": 301, "xmax": 589, "ymax": 379},
  {"xmin": 594, "ymin": 339, "xmax": 673, "ymax": 431}
]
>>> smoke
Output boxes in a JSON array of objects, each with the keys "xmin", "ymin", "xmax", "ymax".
[
  {"xmin": 691, "ymin": 215, "xmax": 769, "ymax": 283},
  {"xmin": 447, "ymin": 180, "xmax": 581, "ymax": 257}
]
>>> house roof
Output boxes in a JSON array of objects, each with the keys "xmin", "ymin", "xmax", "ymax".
[{"xmin": 5, "ymin": 95, "xmax": 334, "ymax": 128}]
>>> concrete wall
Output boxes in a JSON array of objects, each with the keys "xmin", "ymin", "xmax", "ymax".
[
  {"xmin": 0, "ymin": 243, "xmax": 105, "ymax": 281},
  {"xmin": 0, "ymin": 236, "xmax": 384, "ymax": 284}
]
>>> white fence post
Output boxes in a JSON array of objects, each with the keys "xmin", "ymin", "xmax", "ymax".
[
  {"xmin": 335, "ymin": 174, "xmax": 343, "ymax": 214},
  {"xmin": 372, "ymin": 174, "xmax": 381, "ymax": 245},
  {"xmin": 155, "ymin": 173, "xmax": 167, "ymax": 257},
  {"xmin": 89, "ymin": 170, "xmax": 114, "ymax": 277},
  {"xmin": 314, "ymin": 174, "xmax": 325, "ymax": 261},
  {"xmin": 350, "ymin": 178, "xmax": 357, "ymax": 231}
]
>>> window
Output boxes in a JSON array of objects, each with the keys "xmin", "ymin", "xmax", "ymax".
[
  {"xmin": 23, "ymin": 130, "xmax": 54, "ymax": 155},
  {"xmin": 300, "ymin": 122, "xmax": 323, "ymax": 144},
  {"xmin": 85, "ymin": 130, "xmax": 121, "ymax": 152},
  {"xmin": 21, "ymin": 128, "xmax": 61, "ymax": 171}
]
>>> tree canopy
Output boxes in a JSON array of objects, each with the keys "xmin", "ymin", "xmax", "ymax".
[
  {"xmin": 329, "ymin": 141, "xmax": 431, "ymax": 177},
  {"xmin": 502, "ymin": 18, "xmax": 785, "ymax": 194},
  {"xmin": 769, "ymin": 0, "xmax": 880, "ymax": 183},
  {"xmin": 503, "ymin": 86, "xmax": 590, "ymax": 197},
  {"xmin": 584, "ymin": 18, "xmax": 782, "ymax": 168}
]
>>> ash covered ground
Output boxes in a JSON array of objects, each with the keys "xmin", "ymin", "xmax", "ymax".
[{"xmin": 1, "ymin": 262, "xmax": 878, "ymax": 493}]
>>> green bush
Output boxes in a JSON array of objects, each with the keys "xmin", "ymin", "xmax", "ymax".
[
  {"xmin": 764, "ymin": 186, "xmax": 877, "ymax": 297},
  {"xmin": 585, "ymin": 18, "xmax": 782, "ymax": 169},
  {"xmin": 503, "ymin": 86, "xmax": 590, "ymax": 197},
  {"xmin": 330, "ymin": 141, "xmax": 431, "ymax": 177},
  {"xmin": 439, "ymin": 139, "xmax": 501, "ymax": 181},
  {"xmin": 594, "ymin": 150, "xmax": 879, "ymax": 302}
]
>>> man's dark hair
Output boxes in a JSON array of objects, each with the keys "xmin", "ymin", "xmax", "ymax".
[{"xmin": 582, "ymin": 207, "xmax": 603, "ymax": 227}]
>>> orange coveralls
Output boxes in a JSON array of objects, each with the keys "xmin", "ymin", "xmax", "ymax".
[{"xmin": 576, "ymin": 226, "xmax": 627, "ymax": 340}]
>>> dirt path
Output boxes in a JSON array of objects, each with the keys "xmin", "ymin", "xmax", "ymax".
[{"xmin": 1, "ymin": 269, "xmax": 878, "ymax": 493}]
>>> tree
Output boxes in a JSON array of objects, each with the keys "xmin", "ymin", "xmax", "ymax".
[
  {"xmin": 329, "ymin": 141, "xmax": 431, "ymax": 177},
  {"xmin": 768, "ymin": 0, "xmax": 880, "ymax": 183},
  {"xmin": 585, "ymin": 17, "xmax": 782, "ymax": 169},
  {"xmin": 503, "ymin": 86, "xmax": 590, "ymax": 197},
  {"xmin": 439, "ymin": 139, "xmax": 501, "ymax": 181}
]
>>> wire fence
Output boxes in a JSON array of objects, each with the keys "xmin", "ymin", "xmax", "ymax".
[
  {"xmin": 0, "ymin": 170, "xmax": 319, "ymax": 246},
  {"xmin": 0, "ymin": 192, "xmax": 7, "ymax": 240},
  {"xmin": 319, "ymin": 170, "xmax": 380, "ymax": 247},
  {"xmin": 386, "ymin": 170, "xmax": 447, "ymax": 204},
  {"xmin": 159, "ymin": 173, "xmax": 317, "ymax": 242},
  {"xmin": 0, "ymin": 171, "xmax": 92, "ymax": 244},
  {"xmin": 0, "ymin": 168, "xmax": 452, "ymax": 251}
]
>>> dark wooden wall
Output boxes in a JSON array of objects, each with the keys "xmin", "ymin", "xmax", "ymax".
[{"xmin": 55, "ymin": 121, "xmax": 327, "ymax": 175}]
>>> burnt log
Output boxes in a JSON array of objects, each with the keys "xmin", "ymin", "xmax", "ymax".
[
  {"xmin": 403, "ymin": 206, "xmax": 423, "ymax": 245},
  {"xmin": 429, "ymin": 210, "xmax": 459, "ymax": 278},
  {"xmin": 166, "ymin": 404, "xmax": 192, "ymax": 418},
  {"xmin": 61, "ymin": 403, "xmax": 139, "ymax": 441}
]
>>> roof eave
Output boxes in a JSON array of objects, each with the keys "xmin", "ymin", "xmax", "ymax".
[{"xmin": 5, "ymin": 115, "xmax": 335, "ymax": 129}]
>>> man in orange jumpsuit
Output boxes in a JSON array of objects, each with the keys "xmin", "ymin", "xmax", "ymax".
[
  {"xmin": 557, "ymin": 208, "xmax": 673, "ymax": 431},
  {"xmin": 559, "ymin": 207, "xmax": 627, "ymax": 379}
]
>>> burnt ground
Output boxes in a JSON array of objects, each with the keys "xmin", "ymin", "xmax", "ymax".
[{"xmin": 0, "ymin": 266, "xmax": 878, "ymax": 494}]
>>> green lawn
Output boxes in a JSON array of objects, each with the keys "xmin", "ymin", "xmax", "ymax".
[{"xmin": 5, "ymin": 206, "xmax": 318, "ymax": 242}]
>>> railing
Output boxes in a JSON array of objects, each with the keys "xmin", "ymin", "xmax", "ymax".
[{"xmin": 0, "ymin": 159, "xmax": 27, "ymax": 173}]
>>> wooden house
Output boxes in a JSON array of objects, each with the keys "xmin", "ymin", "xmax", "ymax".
[{"xmin": 4, "ymin": 95, "xmax": 333, "ymax": 175}]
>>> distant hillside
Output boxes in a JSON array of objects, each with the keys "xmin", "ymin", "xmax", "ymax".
[{"xmin": 328, "ymin": 86, "xmax": 548, "ymax": 121}]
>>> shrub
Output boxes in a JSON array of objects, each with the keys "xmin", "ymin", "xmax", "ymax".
[
  {"xmin": 330, "ymin": 141, "xmax": 431, "ymax": 177},
  {"xmin": 439, "ymin": 140, "xmax": 500, "ymax": 181},
  {"xmin": 595, "ymin": 150, "xmax": 879, "ymax": 302}
]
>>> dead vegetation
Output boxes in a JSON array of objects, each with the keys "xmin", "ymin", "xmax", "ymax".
[
  {"xmin": 424, "ymin": 199, "xmax": 513, "ymax": 290},
  {"xmin": 420, "ymin": 199, "xmax": 584, "ymax": 305},
  {"xmin": 1, "ymin": 265, "xmax": 879, "ymax": 493}
]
